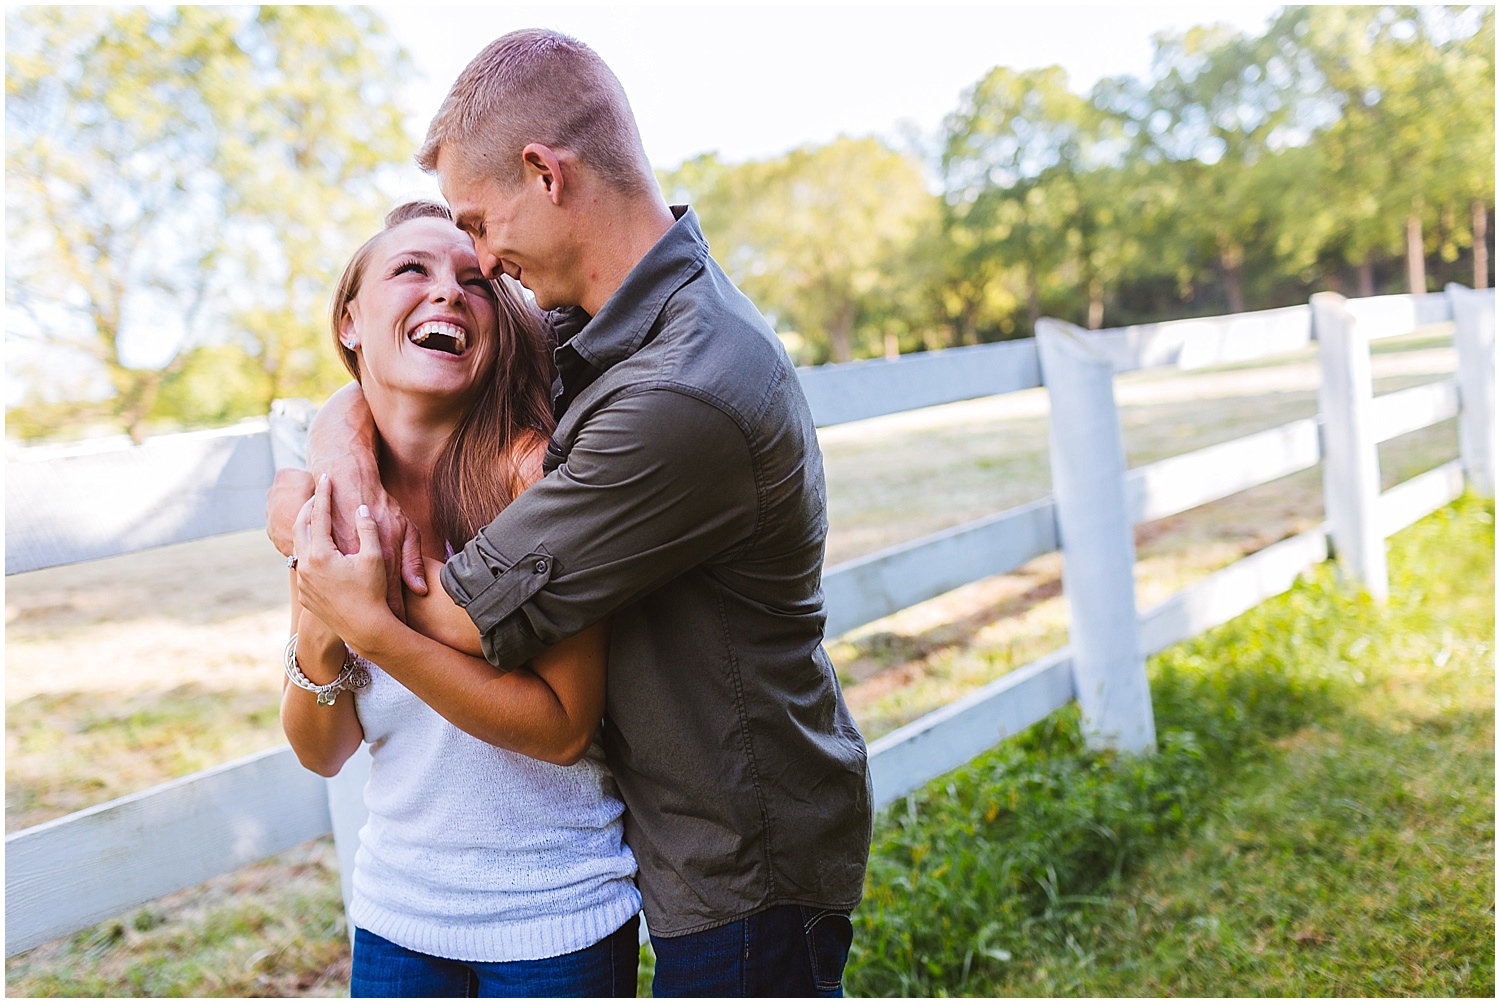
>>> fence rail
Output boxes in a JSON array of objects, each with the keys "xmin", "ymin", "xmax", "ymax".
[{"xmin": 6, "ymin": 287, "xmax": 1493, "ymax": 956}]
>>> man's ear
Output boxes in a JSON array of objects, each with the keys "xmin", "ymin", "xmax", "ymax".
[{"xmin": 521, "ymin": 143, "xmax": 565, "ymax": 205}]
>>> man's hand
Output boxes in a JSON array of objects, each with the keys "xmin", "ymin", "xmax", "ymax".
[
  {"xmin": 266, "ymin": 468, "xmax": 315, "ymax": 557},
  {"xmin": 304, "ymin": 383, "xmax": 427, "ymax": 615},
  {"xmin": 292, "ymin": 475, "xmax": 396, "ymax": 652}
]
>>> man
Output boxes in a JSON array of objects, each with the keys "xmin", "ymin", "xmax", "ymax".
[{"xmin": 277, "ymin": 29, "xmax": 871, "ymax": 996}]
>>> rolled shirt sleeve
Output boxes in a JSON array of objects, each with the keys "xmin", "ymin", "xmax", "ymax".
[{"xmin": 440, "ymin": 387, "xmax": 759, "ymax": 669}]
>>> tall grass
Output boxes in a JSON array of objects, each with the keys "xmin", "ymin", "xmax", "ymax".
[{"xmin": 846, "ymin": 495, "xmax": 1493, "ymax": 997}]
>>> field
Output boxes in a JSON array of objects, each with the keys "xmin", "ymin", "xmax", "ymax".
[{"xmin": 5, "ymin": 333, "xmax": 1484, "ymax": 995}]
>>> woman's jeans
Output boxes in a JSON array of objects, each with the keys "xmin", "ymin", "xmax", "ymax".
[
  {"xmin": 651, "ymin": 905, "xmax": 854, "ymax": 997},
  {"xmin": 350, "ymin": 916, "xmax": 639, "ymax": 998}
]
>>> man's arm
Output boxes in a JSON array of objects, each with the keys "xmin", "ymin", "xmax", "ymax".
[
  {"xmin": 441, "ymin": 389, "xmax": 759, "ymax": 668},
  {"xmin": 265, "ymin": 382, "xmax": 425, "ymax": 612},
  {"xmin": 292, "ymin": 483, "xmax": 609, "ymax": 765}
]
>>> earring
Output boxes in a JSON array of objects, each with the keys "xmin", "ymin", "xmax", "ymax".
[{"xmin": 342, "ymin": 338, "xmax": 359, "ymax": 350}]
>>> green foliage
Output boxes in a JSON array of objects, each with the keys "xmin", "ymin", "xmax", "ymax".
[
  {"xmin": 148, "ymin": 344, "xmax": 276, "ymax": 430},
  {"xmin": 847, "ymin": 495, "xmax": 1494, "ymax": 997},
  {"xmin": 5, "ymin": 5, "xmax": 409, "ymax": 442},
  {"xmin": 940, "ymin": 65, "xmax": 1118, "ymax": 334},
  {"xmin": 7, "ymin": 4, "xmax": 1493, "ymax": 438},
  {"xmin": 1270, "ymin": 5, "xmax": 1496, "ymax": 291},
  {"xmin": 664, "ymin": 5, "xmax": 1493, "ymax": 347},
  {"xmin": 663, "ymin": 137, "xmax": 938, "ymax": 364}
]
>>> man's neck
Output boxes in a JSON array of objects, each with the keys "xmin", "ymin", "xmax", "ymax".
[{"xmin": 574, "ymin": 192, "xmax": 677, "ymax": 316}]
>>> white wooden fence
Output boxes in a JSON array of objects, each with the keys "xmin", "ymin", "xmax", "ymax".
[{"xmin": 6, "ymin": 287, "xmax": 1493, "ymax": 957}]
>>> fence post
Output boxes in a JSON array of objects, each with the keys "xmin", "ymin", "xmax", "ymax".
[
  {"xmin": 1037, "ymin": 319, "xmax": 1156, "ymax": 754},
  {"xmin": 1446, "ymin": 284, "xmax": 1496, "ymax": 498},
  {"xmin": 268, "ymin": 398, "xmax": 318, "ymax": 469},
  {"xmin": 1311, "ymin": 292, "xmax": 1389, "ymax": 602},
  {"xmin": 268, "ymin": 399, "xmax": 371, "ymax": 939}
]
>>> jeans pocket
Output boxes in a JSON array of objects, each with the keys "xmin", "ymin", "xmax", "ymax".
[{"xmin": 801, "ymin": 908, "xmax": 854, "ymax": 995}]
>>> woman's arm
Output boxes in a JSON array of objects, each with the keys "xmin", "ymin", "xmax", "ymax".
[
  {"xmin": 404, "ymin": 558, "xmax": 484, "ymax": 657},
  {"xmin": 293, "ymin": 480, "xmax": 608, "ymax": 766},
  {"xmin": 281, "ymin": 571, "xmax": 365, "ymax": 777}
]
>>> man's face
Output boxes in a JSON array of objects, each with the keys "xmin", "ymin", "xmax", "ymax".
[{"xmin": 438, "ymin": 150, "xmax": 576, "ymax": 311}]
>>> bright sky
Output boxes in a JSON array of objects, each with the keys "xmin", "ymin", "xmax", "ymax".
[{"xmin": 375, "ymin": 2, "xmax": 1284, "ymax": 196}]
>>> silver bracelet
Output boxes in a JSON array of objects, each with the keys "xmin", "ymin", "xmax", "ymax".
[{"xmin": 283, "ymin": 633, "xmax": 371, "ymax": 706}]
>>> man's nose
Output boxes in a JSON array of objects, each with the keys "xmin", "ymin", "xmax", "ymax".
[{"xmin": 476, "ymin": 247, "xmax": 501, "ymax": 280}]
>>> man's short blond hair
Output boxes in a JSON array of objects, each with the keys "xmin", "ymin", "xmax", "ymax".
[{"xmin": 416, "ymin": 29, "xmax": 655, "ymax": 196}]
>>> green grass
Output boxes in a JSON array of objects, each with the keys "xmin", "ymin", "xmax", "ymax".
[
  {"xmin": 846, "ymin": 494, "xmax": 1493, "ymax": 997},
  {"xmin": 6, "ymin": 684, "xmax": 282, "ymax": 831},
  {"xmin": 4, "ymin": 840, "xmax": 351, "ymax": 997}
]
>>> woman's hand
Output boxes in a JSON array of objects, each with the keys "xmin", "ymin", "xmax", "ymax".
[{"xmin": 292, "ymin": 474, "xmax": 399, "ymax": 653}]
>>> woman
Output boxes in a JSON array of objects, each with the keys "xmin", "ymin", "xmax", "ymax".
[{"xmin": 281, "ymin": 200, "xmax": 639, "ymax": 997}]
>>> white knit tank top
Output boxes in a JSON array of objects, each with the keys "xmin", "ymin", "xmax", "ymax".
[{"xmin": 347, "ymin": 658, "xmax": 640, "ymax": 963}]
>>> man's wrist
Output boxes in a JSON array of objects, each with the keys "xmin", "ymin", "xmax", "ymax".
[{"xmin": 305, "ymin": 382, "xmax": 376, "ymax": 473}]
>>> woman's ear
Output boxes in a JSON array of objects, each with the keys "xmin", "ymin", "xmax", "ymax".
[{"xmin": 339, "ymin": 307, "xmax": 360, "ymax": 350}]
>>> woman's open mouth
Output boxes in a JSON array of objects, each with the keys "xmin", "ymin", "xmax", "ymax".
[{"xmin": 407, "ymin": 320, "xmax": 468, "ymax": 355}]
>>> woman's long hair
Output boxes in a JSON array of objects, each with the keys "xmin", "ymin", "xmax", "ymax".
[{"xmin": 330, "ymin": 200, "xmax": 556, "ymax": 550}]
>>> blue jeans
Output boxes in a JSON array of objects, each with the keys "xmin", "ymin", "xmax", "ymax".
[
  {"xmin": 651, "ymin": 905, "xmax": 853, "ymax": 997},
  {"xmin": 350, "ymin": 917, "xmax": 639, "ymax": 998}
]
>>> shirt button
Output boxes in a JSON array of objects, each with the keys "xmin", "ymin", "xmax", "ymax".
[{"xmin": 533, "ymin": 559, "xmax": 549, "ymax": 574}]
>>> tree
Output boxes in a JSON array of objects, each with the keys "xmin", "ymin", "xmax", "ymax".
[
  {"xmin": 1275, "ymin": 5, "xmax": 1494, "ymax": 295},
  {"xmin": 5, "ymin": 5, "xmax": 410, "ymax": 442},
  {"xmin": 665, "ymin": 138, "xmax": 936, "ymax": 364},
  {"xmin": 1431, "ymin": 6, "xmax": 1494, "ymax": 289},
  {"xmin": 1121, "ymin": 23, "xmax": 1321, "ymax": 313},
  {"xmin": 940, "ymin": 66, "xmax": 1120, "ymax": 334}
]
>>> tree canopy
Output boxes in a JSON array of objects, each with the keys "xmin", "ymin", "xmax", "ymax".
[
  {"xmin": 5, "ymin": 4, "xmax": 1494, "ymax": 442},
  {"xmin": 6, "ymin": 5, "xmax": 410, "ymax": 441},
  {"xmin": 665, "ymin": 5, "xmax": 1491, "ymax": 363}
]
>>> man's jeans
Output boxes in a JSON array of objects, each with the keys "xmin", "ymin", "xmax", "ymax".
[
  {"xmin": 651, "ymin": 905, "xmax": 853, "ymax": 997},
  {"xmin": 350, "ymin": 917, "xmax": 639, "ymax": 998}
]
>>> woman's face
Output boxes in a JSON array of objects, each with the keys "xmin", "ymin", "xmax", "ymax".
[{"xmin": 341, "ymin": 217, "xmax": 501, "ymax": 410}]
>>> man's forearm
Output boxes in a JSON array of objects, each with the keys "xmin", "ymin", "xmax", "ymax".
[
  {"xmin": 268, "ymin": 384, "xmax": 372, "ymax": 557},
  {"xmin": 301, "ymin": 381, "xmax": 426, "ymax": 603},
  {"xmin": 307, "ymin": 384, "xmax": 378, "ymax": 488},
  {"xmin": 305, "ymin": 382, "xmax": 389, "ymax": 554}
]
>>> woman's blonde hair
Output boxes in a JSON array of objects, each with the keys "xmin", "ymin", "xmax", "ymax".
[{"xmin": 330, "ymin": 199, "xmax": 556, "ymax": 548}]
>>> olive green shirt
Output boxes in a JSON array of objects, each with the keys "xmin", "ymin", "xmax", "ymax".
[{"xmin": 440, "ymin": 206, "xmax": 873, "ymax": 936}]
